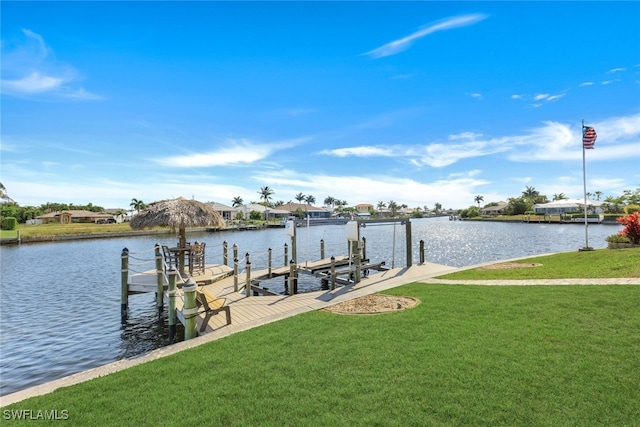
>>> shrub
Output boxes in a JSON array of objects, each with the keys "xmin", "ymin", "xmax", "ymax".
[
  {"xmin": 606, "ymin": 234, "xmax": 630, "ymax": 244},
  {"xmin": 625, "ymin": 204, "xmax": 640, "ymax": 214},
  {"xmin": 616, "ymin": 211, "xmax": 640, "ymax": 245},
  {"xmin": 1, "ymin": 216, "xmax": 17, "ymax": 230}
]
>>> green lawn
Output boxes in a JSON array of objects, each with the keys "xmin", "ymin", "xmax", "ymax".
[
  {"xmin": 437, "ymin": 247, "xmax": 640, "ymax": 280},
  {"xmin": 4, "ymin": 283, "xmax": 639, "ymax": 426}
]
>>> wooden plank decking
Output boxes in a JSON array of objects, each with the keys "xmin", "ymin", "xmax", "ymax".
[{"xmin": 167, "ymin": 259, "xmax": 459, "ymax": 336}]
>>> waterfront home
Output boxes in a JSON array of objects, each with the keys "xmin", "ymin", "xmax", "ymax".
[
  {"xmin": 36, "ymin": 210, "xmax": 115, "ymax": 224},
  {"xmin": 277, "ymin": 202, "xmax": 332, "ymax": 219},
  {"xmin": 239, "ymin": 203, "xmax": 291, "ymax": 221},
  {"xmin": 482, "ymin": 201, "xmax": 508, "ymax": 217},
  {"xmin": 206, "ymin": 201, "xmax": 237, "ymax": 221},
  {"xmin": 533, "ymin": 199, "xmax": 604, "ymax": 216}
]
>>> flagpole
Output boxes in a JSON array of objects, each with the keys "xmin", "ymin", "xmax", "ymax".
[{"xmin": 581, "ymin": 119, "xmax": 590, "ymax": 250}]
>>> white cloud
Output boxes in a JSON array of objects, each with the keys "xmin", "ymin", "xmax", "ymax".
[
  {"xmin": 2, "ymin": 71, "xmax": 66, "ymax": 93},
  {"xmin": 0, "ymin": 29, "xmax": 101, "ymax": 100},
  {"xmin": 449, "ymin": 132, "xmax": 483, "ymax": 141},
  {"xmin": 507, "ymin": 114, "xmax": 640, "ymax": 162},
  {"xmin": 319, "ymin": 146, "xmax": 395, "ymax": 157},
  {"xmin": 253, "ymin": 169, "xmax": 491, "ymax": 210},
  {"xmin": 363, "ymin": 14, "xmax": 488, "ymax": 59},
  {"xmin": 153, "ymin": 137, "xmax": 310, "ymax": 168},
  {"xmin": 607, "ymin": 67, "xmax": 626, "ymax": 74},
  {"xmin": 579, "ymin": 82, "xmax": 594, "ymax": 87},
  {"xmin": 317, "ymin": 113, "xmax": 640, "ymax": 168}
]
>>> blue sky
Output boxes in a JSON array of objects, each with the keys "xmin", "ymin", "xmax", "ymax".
[{"xmin": 1, "ymin": 1, "xmax": 639, "ymax": 210}]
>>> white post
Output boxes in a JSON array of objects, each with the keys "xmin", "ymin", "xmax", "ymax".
[{"xmin": 581, "ymin": 119, "xmax": 590, "ymax": 250}]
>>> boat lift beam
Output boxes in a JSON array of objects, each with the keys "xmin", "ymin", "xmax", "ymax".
[{"xmin": 356, "ymin": 218, "xmax": 412, "ymax": 268}]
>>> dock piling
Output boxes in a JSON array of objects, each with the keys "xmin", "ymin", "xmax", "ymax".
[
  {"xmin": 288, "ymin": 259, "xmax": 297, "ymax": 295},
  {"xmin": 320, "ymin": 239, "xmax": 325, "ymax": 260},
  {"xmin": 183, "ymin": 278, "xmax": 198, "ymax": 340},
  {"xmin": 245, "ymin": 260, "xmax": 252, "ymax": 297},
  {"xmin": 284, "ymin": 243, "xmax": 288, "ymax": 266},
  {"xmin": 268, "ymin": 248, "xmax": 272, "ymax": 278},
  {"xmin": 155, "ymin": 244, "xmax": 164, "ymax": 319},
  {"xmin": 419, "ymin": 240, "xmax": 425, "ymax": 264},
  {"xmin": 330, "ymin": 256, "xmax": 336, "ymax": 290},
  {"xmin": 223, "ymin": 241, "xmax": 228, "ymax": 266},
  {"xmin": 167, "ymin": 269, "xmax": 177, "ymax": 344},
  {"xmin": 233, "ymin": 243, "xmax": 238, "ymax": 265},
  {"xmin": 362, "ymin": 237, "xmax": 367, "ymax": 261},
  {"xmin": 233, "ymin": 257, "xmax": 239, "ymax": 292},
  {"xmin": 405, "ymin": 219, "xmax": 412, "ymax": 268},
  {"xmin": 120, "ymin": 248, "xmax": 129, "ymax": 322}
]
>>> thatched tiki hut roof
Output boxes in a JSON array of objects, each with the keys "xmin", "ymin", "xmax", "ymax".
[{"xmin": 130, "ymin": 197, "xmax": 226, "ymax": 248}]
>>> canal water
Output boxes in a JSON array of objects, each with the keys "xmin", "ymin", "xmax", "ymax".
[{"xmin": 0, "ymin": 217, "xmax": 621, "ymax": 396}]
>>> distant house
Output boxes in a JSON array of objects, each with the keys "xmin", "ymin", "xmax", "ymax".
[
  {"xmin": 533, "ymin": 199, "xmax": 604, "ymax": 215},
  {"xmin": 239, "ymin": 204, "xmax": 290, "ymax": 221},
  {"xmin": 481, "ymin": 201, "xmax": 508, "ymax": 216},
  {"xmin": 278, "ymin": 202, "xmax": 331, "ymax": 219},
  {"xmin": 207, "ymin": 202, "xmax": 236, "ymax": 221},
  {"xmin": 36, "ymin": 210, "xmax": 114, "ymax": 224},
  {"xmin": 355, "ymin": 203, "xmax": 373, "ymax": 218}
]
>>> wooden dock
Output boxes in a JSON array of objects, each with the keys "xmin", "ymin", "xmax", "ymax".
[
  {"xmin": 188, "ymin": 259, "xmax": 456, "ymax": 334},
  {"xmin": 127, "ymin": 255, "xmax": 412, "ymax": 337}
]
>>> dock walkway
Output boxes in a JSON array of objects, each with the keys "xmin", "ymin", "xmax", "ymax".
[{"xmin": 186, "ymin": 260, "xmax": 456, "ymax": 334}]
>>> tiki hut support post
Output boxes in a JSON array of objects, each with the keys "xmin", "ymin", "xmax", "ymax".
[
  {"xmin": 168, "ymin": 269, "xmax": 177, "ymax": 344},
  {"xmin": 120, "ymin": 248, "xmax": 129, "ymax": 322},
  {"xmin": 155, "ymin": 244, "xmax": 164, "ymax": 318},
  {"xmin": 183, "ymin": 278, "xmax": 198, "ymax": 340}
]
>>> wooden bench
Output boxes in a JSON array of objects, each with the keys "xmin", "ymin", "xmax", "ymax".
[{"xmin": 196, "ymin": 290, "xmax": 231, "ymax": 332}]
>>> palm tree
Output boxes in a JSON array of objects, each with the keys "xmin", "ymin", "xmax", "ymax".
[
  {"xmin": 295, "ymin": 192, "xmax": 305, "ymax": 204},
  {"xmin": 231, "ymin": 196, "xmax": 243, "ymax": 208},
  {"xmin": 594, "ymin": 191, "xmax": 602, "ymax": 201},
  {"xmin": 377, "ymin": 201, "xmax": 386, "ymax": 210},
  {"xmin": 434, "ymin": 202, "xmax": 442, "ymax": 215},
  {"xmin": 0, "ymin": 182, "xmax": 15, "ymax": 203},
  {"xmin": 304, "ymin": 194, "xmax": 315, "ymax": 205},
  {"xmin": 388, "ymin": 200, "xmax": 399, "ymax": 217},
  {"xmin": 474, "ymin": 195, "xmax": 484, "ymax": 209},
  {"xmin": 552, "ymin": 193, "xmax": 567, "ymax": 201},
  {"xmin": 522, "ymin": 186, "xmax": 539, "ymax": 199},
  {"xmin": 130, "ymin": 198, "xmax": 146, "ymax": 214},
  {"xmin": 323, "ymin": 196, "xmax": 335, "ymax": 208},
  {"xmin": 258, "ymin": 186, "xmax": 274, "ymax": 207}
]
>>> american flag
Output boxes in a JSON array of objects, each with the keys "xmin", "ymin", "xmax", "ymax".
[{"xmin": 583, "ymin": 126, "xmax": 597, "ymax": 149}]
